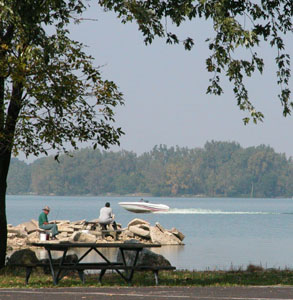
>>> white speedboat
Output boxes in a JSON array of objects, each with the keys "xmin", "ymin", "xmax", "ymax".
[{"xmin": 119, "ymin": 201, "xmax": 169, "ymax": 213}]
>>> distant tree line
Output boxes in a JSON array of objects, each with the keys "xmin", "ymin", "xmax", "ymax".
[{"xmin": 7, "ymin": 141, "xmax": 293, "ymax": 198}]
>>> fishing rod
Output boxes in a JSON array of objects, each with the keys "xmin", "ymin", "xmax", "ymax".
[{"xmin": 52, "ymin": 207, "xmax": 60, "ymax": 224}]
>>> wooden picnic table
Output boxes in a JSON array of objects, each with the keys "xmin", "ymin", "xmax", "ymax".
[{"xmin": 30, "ymin": 242, "xmax": 163, "ymax": 285}]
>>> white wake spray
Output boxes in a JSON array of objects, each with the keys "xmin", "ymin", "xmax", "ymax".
[{"xmin": 155, "ymin": 208, "xmax": 280, "ymax": 215}]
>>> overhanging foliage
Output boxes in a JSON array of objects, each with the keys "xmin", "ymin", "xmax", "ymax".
[{"xmin": 99, "ymin": 0, "xmax": 292, "ymax": 123}]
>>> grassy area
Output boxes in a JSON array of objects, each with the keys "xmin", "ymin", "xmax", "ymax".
[{"xmin": 1, "ymin": 265, "xmax": 293, "ymax": 288}]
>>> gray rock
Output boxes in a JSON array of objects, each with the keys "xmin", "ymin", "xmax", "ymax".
[
  {"xmin": 71, "ymin": 219, "xmax": 86, "ymax": 225},
  {"xmin": 129, "ymin": 224, "xmax": 150, "ymax": 239},
  {"xmin": 69, "ymin": 231, "xmax": 96, "ymax": 243},
  {"xmin": 40, "ymin": 254, "xmax": 78, "ymax": 274},
  {"xmin": 89, "ymin": 218, "xmax": 100, "ymax": 223},
  {"xmin": 72, "ymin": 225, "xmax": 84, "ymax": 231},
  {"xmin": 27, "ymin": 231, "xmax": 40, "ymax": 243},
  {"xmin": 6, "ymin": 217, "xmax": 185, "ymax": 250},
  {"xmin": 7, "ymin": 249, "xmax": 39, "ymax": 265},
  {"xmin": 21, "ymin": 220, "xmax": 38, "ymax": 234},
  {"xmin": 55, "ymin": 220, "xmax": 71, "ymax": 224},
  {"xmin": 40, "ymin": 253, "xmax": 78, "ymax": 265},
  {"xmin": 7, "ymin": 227, "xmax": 27, "ymax": 238},
  {"xmin": 58, "ymin": 225, "xmax": 74, "ymax": 233},
  {"xmin": 127, "ymin": 218, "xmax": 150, "ymax": 228},
  {"xmin": 170, "ymin": 227, "xmax": 185, "ymax": 241},
  {"xmin": 117, "ymin": 240, "xmax": 171, "ymax": 267},
  {"xmin": 150, "ymin": 226, "xmax": 183, "ymax": 245},
  {"xmin": 155, "ymin": 222, "xmax": 166, "ymax": 233},
  {"xmin": 120, "ymin": 229, "xmax": 135, "ymax": 239},
  {"xmin": 7, "ymin": 237, "xmax": 28, "ymax": 249},
  {"xmin": 30, "ymin": 219, "xmax": 39, "ymax": 227}
]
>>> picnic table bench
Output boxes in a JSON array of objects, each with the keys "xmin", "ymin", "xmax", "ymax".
[
  {"xmin": 11, "ymin": 261, "xmax": 175, "ymax": 285},
  {"xmin": 18, "ymin": 242, "xmax": 175, "ymax": 285},
  {"xmin": 82, "ymin": 221, "xmax": 123, "ymax": 240}
]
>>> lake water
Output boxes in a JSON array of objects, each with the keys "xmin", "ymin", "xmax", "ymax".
[{"xmin": 6, "ymin": 195, "xmax": 293, "ymax": 271}]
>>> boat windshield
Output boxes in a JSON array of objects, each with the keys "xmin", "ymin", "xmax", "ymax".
[{"xmin": 140, "ymin": 198, "xmax": 149, "ymax": 203}]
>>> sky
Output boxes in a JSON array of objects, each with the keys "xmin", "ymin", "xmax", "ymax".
[{"xmin": 20, "ymin": 3, "xmax": 293, "ymax": 162}]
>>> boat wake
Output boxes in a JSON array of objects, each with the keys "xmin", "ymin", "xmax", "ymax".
[{"xmin": 155, "ymin": 208, "xmax": 281, "ymax": 215}]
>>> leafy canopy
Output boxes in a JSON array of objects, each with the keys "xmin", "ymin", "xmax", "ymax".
[
  {"xmin": 0, "ymin": 0, "xmax": 124, "ymax": 158},
  {"xmin": 99, "ymin": 0, "xmax": 292, "ymax": 124}
]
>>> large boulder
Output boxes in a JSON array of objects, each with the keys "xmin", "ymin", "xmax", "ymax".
[
  {"xmin": 89, "ymin": 219, "xmax": 99, "ymax": 223},
  {"xmin": 155, "ymin": 222, "xmax": 166, "ymax": 233},
  {"xmin": 69, "ymin": 231, "xmax": 96, "ymax": 243},
  {"xmin": 21, "ymin": 220, "xmax": 38, "ymax": 234},
  {"xmin": 40, "ymin": 254, "xmax": 78, "ymax": 274},
  {"xmin": 71, "ymin": 219, "xmax": 86, "ymax": 225},
  {"xmin": 119, "ymin": 229, "xmax": 135, "ymax": 239},
  {"xmin": 155, "ymin": 222, "xmax": 185, "ymax": 242},
  {"xmin": 127, "ymin": 218, "xmax": 150, "ymax": 228},
  {"xmin": 58, "ymin": 224, "xmax": 74, "ymax": 233},
  {"xmin": 128, "ymin": 224, "xmax": 150, "ymax": 239},
  {"xmin": 7, "ymin": 249, "xmax": 39, "ymax": 265},
  {"xmin": 41, "ymin": 253, "xmax": 78, "ymax": 265},
  {"xmin": 117, "ymin": 240, "xmax": 171, "ymax": 267},
  {"xmin": 56, "ymin": 232, "xmax": 71, "ymax": 242},
  {"xmin": 7, "ymin": 226, "xmax": 27, "ymax": 238},
  {"xmin": 72, "ymin": 225, "xmax": 84, "ymax": 231},
  {"xmin": 27, "ymin": 231, "xmax": 40, "ymax": 243},
  {"xmin": 7, "ymin": 237, "xmax": 28, "ymax": 250},
  {"xmin": 169, "ymin": 227, "xmax": 185, "ymax": 241},
  {"xmin": 150, "ymin": 226, "xmax": 183, "ymax": 245},
  {"xmin": 30, "ymin": 219, "xmax": 39, "ymax": 227},
  {"xmin": 55, "ymin": 220, "xmax": 71, "ymax": 224}
]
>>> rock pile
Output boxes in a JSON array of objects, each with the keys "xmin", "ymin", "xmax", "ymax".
[
  {"xmin": 7, "ymin": 218, "xmax": 184, "ymax": 250},
  {"xmin": 124, "ymin": 218, "xmax": 184, "ymax": 245}
]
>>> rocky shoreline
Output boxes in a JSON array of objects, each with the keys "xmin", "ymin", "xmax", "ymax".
[{"xmin": 7, "ymin": 218, "xmax": 185, "ymax": 251}]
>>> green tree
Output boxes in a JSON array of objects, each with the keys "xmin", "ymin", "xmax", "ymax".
[
  {"xmin": 7, "ymin": 142, "xmax": 293, "ymax": 197},
  {"xmin": 0, "ymin": 1, "xmax": 124, "ymax": 267},
  {"xmin": 100, "ymin": 0, "xmax": 292, "ymax": 123},
  {"xmin": 246, "ymin": 145, "xmax": 290, "ymax": 197},
  {"xmin": 112, "ymin": 151, "xmax": 138, "ymax": 194},
  {"xmin": 138, "ymin": 145, "xmax": 170, "ymax": 196},
  {"xmin": 7, "ymin": 158, "xmax": 31, "ymax": 194},
  {"xmin": 31, "ymin": 156, "xmax": 65, "ymax": 195},
  {"xmin": 166, "ymin": 162, "xmax": 191, "ymax": 195}
]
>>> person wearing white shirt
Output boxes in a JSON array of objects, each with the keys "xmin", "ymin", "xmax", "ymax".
[{"xmin": 99, "ymin": 202, "xmax": 117, "ymax": 230}]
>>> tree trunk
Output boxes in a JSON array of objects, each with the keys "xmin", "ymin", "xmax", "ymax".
[
  {"xmin": 0, "ymin": 81, "xmax": 23, "ymax": 268},
  {"xmin": 0, "ymin": 149, "xmax": 11, "ymax": 268}
]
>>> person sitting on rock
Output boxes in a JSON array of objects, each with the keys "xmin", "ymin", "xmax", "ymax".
[
  {"xmin": 38, "ymin": 206, "xmax": 59, "ymax": 240},
  {"xmin": 98, "ymin": 202, "xmax": 117, "ymax": 231}
]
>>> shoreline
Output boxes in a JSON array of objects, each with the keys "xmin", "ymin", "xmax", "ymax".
[{"xmin": 7, "ymin": 193, "xmax": 293, "ymax": 199}]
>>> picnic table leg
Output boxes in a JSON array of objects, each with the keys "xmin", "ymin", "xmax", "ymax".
[
  {"xmin": 47, "ymin": 249, "xmax": 58, "ymax": 285},
  {"xmin": 77, "ymin": 247, "xmax": 93, "ymax": 263},
  {"xmin": 119, "ymin": 248, "xmax": 142, "ymax": 284},
  {"xmin": 78, "ymin": 270, "xmax": 85, "ymax": 283},
  {"xmin": 127, "ymin": 249, "xmax": 141, "ymax": 284},
  {"xmin": 99, "ymin": 269, "xmax": 106, "ymax": 283},
  {"xmin": 153, "ymin": 270, "xmax": 159, "ymax": 285},
  {"xmin": 55, "ymin": 249, "xmax": 68, "ymax": 284},
  {"xmin": 119, "ymin": 248, "xmax": 128, "ymax": 277},
  {"xmin": 93, "ymin": 247, "xmax": 128, "ymax": 283},
  {"xmin": 25, "ymin": 267, "xmax": 32, "ymax": 285}
]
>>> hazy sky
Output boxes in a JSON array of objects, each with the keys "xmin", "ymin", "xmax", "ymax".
[{"xmin": 20, "ymin": 3, "xmax": 293, "ymax": 161}]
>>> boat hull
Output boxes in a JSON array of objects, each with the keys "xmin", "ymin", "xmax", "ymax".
[{"xmin": 118, "ymin": 202, "xmax": 169, "ymax": 213}]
